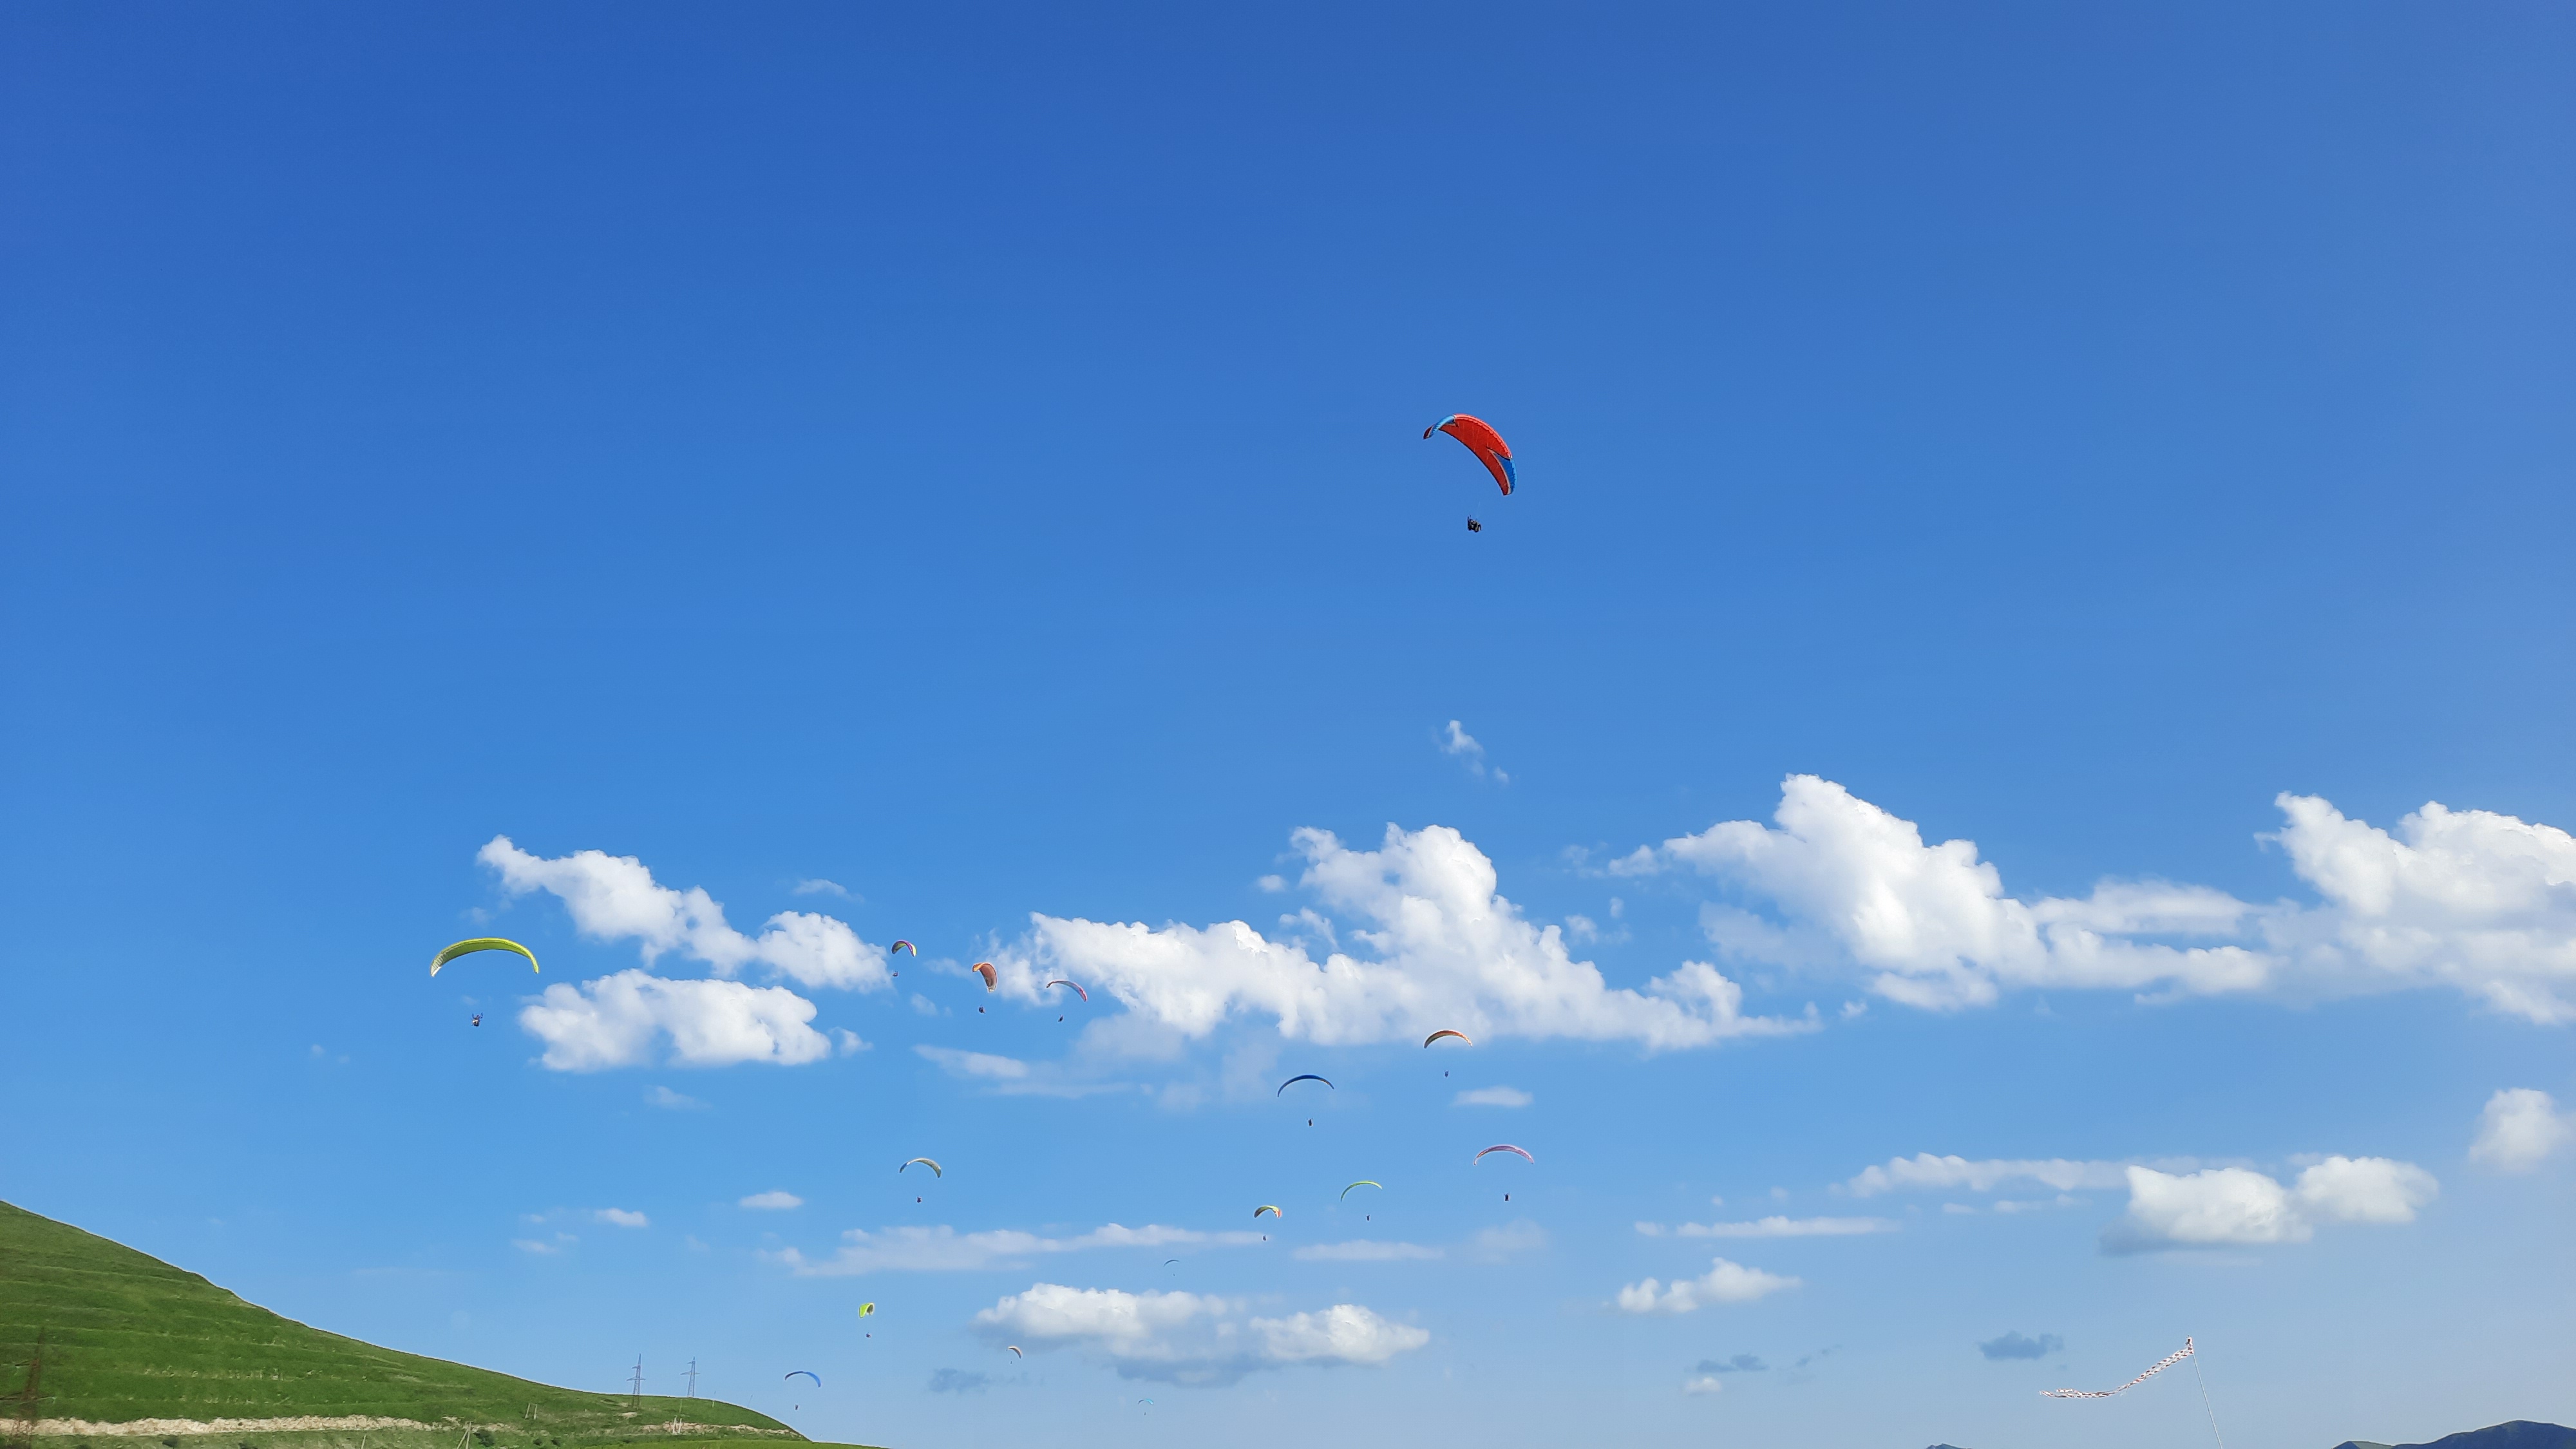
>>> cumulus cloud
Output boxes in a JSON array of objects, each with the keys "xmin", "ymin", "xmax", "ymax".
[
  {"xmin": 1653, "ymin": 777, "xmax": 2265, "ymax": 1009},
  {"xmin": 2295, "ymin": 1155, "xmax": 2439, "ymax": 1223},
  {"xmin": 2105, "ymin": 1167, "xmax": 2298, "ymax": 1249},
  {"xmin": 480, "ymin": 837, "xmax": 891, "ymax": 992},
  {"xmin": 791, "ymin": 878, "xmax": 851, "ymax": 898},
  {"xmin": 1638, "ymin": 776, "xmax": 2576, "ymax": 1021},
  {"xmin": 2264, "ymin": 795, "xmax": 2576, "ymax": 1022},
  {"xmin": 1293, "ymin": 1240, "xmax": 1443, "ymax": 1262},
  {"xmin": 971, "ymin": 1283, "xmax": 1427, "ymax": 1385},
  {"xmin": 2103, "ymin": 1158, "xmax": 2436, "ymax": 1253},
  {"xmin": 1846, "ymin": 1154, "xmax": 2138, "ymax": 1197},
  {"xmin": 519, "ymin": 971, "xmax": 831, "ymax": 1070},
  {"xmin": 777, "ymin": 1222, "xmax": 1262, "ymax": 1275},
  {"xmin": 994, "ymin": 824, "xmax": 1812, "ymax": 1052},
  {"xmin": 2469, "ymin": 1088, "xmax": 2573, "ymax": 1172},
  {"xmin": 1256, "ymin": 1305, "xmax": 1432, "ymax": 1365},
  {"xmin": 511, "ymin": 1238, "xmax": 564, "ymax": 1255},
  {"xmin": 739, "ymin": 1190, "xmax": 803, "ymax": 1210},
  {"xmin": 1978, "ymin": 1331, "xmax": 2061, "ymax": 1361},
  {"xmin": 1614, "ymin": 1257, "xmax": 1800, "ymax": 1314},
  {"xmin": 1639, "ymin": 1216, "xmax": 1897, "ymax": 1238},
  {"xmin": 644, "ymin": 1085, "xmax": 706, "ymax": 1110},
  {"xmin": 1454, "ymin": 1085, "xmax": 1533, "ymax": 1108},
  {"xmin": 1681, "ymin": 1374, "xmax": 1726, "ymax": 1396},
  {"xmin": 594, "ymin": 1208, "xmax": 649, "ymax": 1228}
]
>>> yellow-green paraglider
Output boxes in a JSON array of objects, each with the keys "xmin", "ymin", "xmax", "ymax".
[
  {"xmin": 430, "ymin": 938, "xmax": 538, "ymax": 976},
  {"xmin": 858, "ymin": 1302, "xmax": 875, "ymax": 1317}
]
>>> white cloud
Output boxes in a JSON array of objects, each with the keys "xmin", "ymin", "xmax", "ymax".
[
  {"xmin": 511, "ymin": 1238, "xmax": 564, "ymax": 1255},
  {"xmin": 1658, "ymin": 777, "xmax": 2265, "ymax": 1009},
  {"xmin": 594, "ymin": 1208, "xmax": 649, "ymax": 1228},
  {"xmin": 996, "ymin": 824, "xmax": 1812, "ymax": 1052},
  {"xmin": 791, "ymin": 878, "xmax": 851, "ymax": 898},
  {"xmin": 1993, "ymin": 1195, "xmax": 2085, "ymax": 1214},
  {"xmin": 1439, "ymin": 720, "xmax": 1483, "ymax": 760},
  {"xmin": 976, "ymin": 1283, "xmax": 1213, "ymax": 1364},
  {"xmin": 778, "ymin": 1222, "xmax": 1262, "ymax": 1275},
  {"xmin": 1438, "ymin": 721, "xmax": 1507, "ymax": 783},
  {"xmin": 971, "ymin": 1283, "xmax": 1426, "ymax": 1385},
  {"xmin": 2470, "ymin": 1088, "xmax": 2574, "ymax": 1171},
  {"xmin": 739, "ymin": 1190, "xmax": 803, "ymax": 1210},
  {"xmin": 1647, "ymin": 1216, "xmax": 1899, "ymax": 1238},
  {"xmin": 1467, "ymin": 1220, "xmax": 1548, "ymax": 1261},
  {"xmin": 1846, "ymin": 1154, "xmax": 2137, "ymax": 1197},
  {"xmin": 1257, "ymin": 874, "xmax": 1288, "ymax": 893},
  {"xmin": 915, "ymin": 1044, "xmax": 1028, "ymax": 1081},
  {"xmin": 1681, "ymin": 1374, "xmax": 1726, "ymax": 1396},
  {"xmin": 643, "ymin": 1085, "xmax": 706, "ymax": 1110},
  {"xmin": 518, "ymin": 971, "xmax": 831, "ymax": 1070},
  {"xmin": 1454, "ymin": 1085, "xmax": 1533, "ymax": 1108},
  {"xmin": 2264, "ymin": 796, "xmax": 2576, "ymax": 1022},
  {"xmin": 478, "ymin": 837, "xmax": 891, "ymax": 992},
  {"xmin": 1642, "ymin": 776, "xmax": 2576, "ymax": 1021},
  {"xmin": 2295, "ymin": 1155, "xmax": 2439, "ymax": 1224},
  {"xmin": 1615, "ymin": 1257, "xmax": 1800, "ymax": 1314},
  {"xmin": 1255, "ymin": 1305, "xmax": 1431, "ymax": 1365},
  {"xmin": 834, "ymin": 1028, "xmax": 869, "ymax": 1054},
  {"xmin": 2107, "ymin": 1166, "xmax": 2300, "ymax": 1248},
  {"xmin": 2104, "ymin": 1158, "xmax": 2436, "ymax": 1252},
  {"xmin": 1293, "ymin": 1240, "xmax": 1443, "ymax": 1262},
  {"xmin": 913, "ymin": 1044, "xmax": 1130, "ymax": 1098}
]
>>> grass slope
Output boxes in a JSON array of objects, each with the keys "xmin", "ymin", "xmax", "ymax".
[{"xmin": 0, "ymin": 1202, "xmax": 873, "ymax": 1449}]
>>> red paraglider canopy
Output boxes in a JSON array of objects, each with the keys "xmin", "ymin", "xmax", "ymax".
[{"xmin": 1425, "ymin": 414, "xmax": 1516, "ymax": 495}]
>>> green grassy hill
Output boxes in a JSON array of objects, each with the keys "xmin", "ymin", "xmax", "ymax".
[{"xmin": 0, "ymin": 1201, "xmax": 876, "ymax": 1449}]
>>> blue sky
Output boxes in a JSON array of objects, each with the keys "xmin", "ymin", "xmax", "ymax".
[{"xmin": 4, "ymin": 5, "xmax": 2573, "ymax": 1448}]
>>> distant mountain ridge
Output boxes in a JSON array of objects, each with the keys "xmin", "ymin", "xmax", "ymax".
[
  {"xmin": 2335, "ymin": 1424, "xmax": 2576, "ymax": 1449},
  {"xmin": 1925, "ymin": 1422, "xmax": 2574, "ymax": 1449}
]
